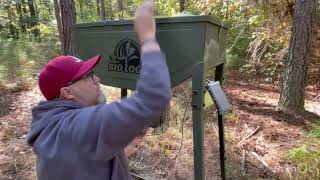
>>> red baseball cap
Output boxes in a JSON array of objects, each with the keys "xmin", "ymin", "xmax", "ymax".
[{"xmin": 39, "ymin": 55, "xmax": 101, "ymax": 100}]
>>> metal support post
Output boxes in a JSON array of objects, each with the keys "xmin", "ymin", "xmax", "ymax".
[
  {"xmin": 121, "ymin": 88, "xmax": 128, "ymax": 99},
  {"xmin": 192, "ymin": 62, "xmax": 207, "ymax": 180},
  {"xmin": 215, "ymin": 63, "xmax": 226, "ymax": 180}
]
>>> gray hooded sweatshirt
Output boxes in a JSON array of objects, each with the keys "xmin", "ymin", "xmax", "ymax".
[{"xmin": 27, "ymin": 52, "xmax": 171, "ymax": 180}]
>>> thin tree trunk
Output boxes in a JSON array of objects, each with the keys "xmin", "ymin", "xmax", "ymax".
[
  {"xmin": 310, "ymin": 3, "xmax": 320, "ymax": 83},
  {"xmin": 117, "ymin": 0, "xmax": 124, "ymax": 20},
  {"xmin": 100, "ymin": 0, "xmax": 107, "ymax": 20},
  {"xmin": 277, "ymin": 0, "xmax": 316, "ymax": 113},
  {"xmin": 108, "ymin": 0, "xmax": 114, "ymax": 20},
  {"xmin": 34, "ymin": 0, "xmax": 38, "ymax": 16},
  {"xmin": 22, "ymin": 0, "xmax": 27, "ymax": 14},
  {"xmin": 28, "ymin": 0, "xmax": 40, "ymax": 37},
  {"xmin": 96, "ymin": 0, "xmax": 101, "ymax": 20},
  {"xmin": 5, "ymin": 5, "xmax": 18, "ymax": 38},
  {"xmin": 179, "ymin": 0, "xmax": 185, "ymax": 13},
  {"xmin": 28, "ymin": 0, "xmax": 36, "ymax": 17},
  {"xmin": 79, "ymin": 0, "xmax": 84, "ymax": 19},
  {"xmin": 224, "ymin": 0, "xmax": 229, "ymax": 19},
  {"xmin": 16, "ymin": 2, "xmax": 27, "ymax": 33},
  {"xmin": 53, "ymin": 0, "xmax": 64, "ymax": 53},
  {"xmin": 59, "ymin": 0, "xmax": 76, "ymax": 55},
  {"xmin": 45, "ymin": 0, "xmax": 52, "ymax": 17}
]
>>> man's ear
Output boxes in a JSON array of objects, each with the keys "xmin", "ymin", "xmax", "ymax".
[{"xmin": 59, "ymin": 87, "xmax": 75, "ymax": 100}]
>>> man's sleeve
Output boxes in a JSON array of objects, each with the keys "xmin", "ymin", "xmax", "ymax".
[{"xmin": 60, "ymin": 52, "xmax": 171, "ymax": 161}]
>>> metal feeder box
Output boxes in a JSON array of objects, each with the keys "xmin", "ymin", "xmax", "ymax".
[{"xmin": 74, "ymin": 15, "xmax": 228, "ymax": 180}]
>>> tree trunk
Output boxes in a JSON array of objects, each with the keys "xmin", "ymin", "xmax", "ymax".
[
  {"xmin": 28, "ymin": 0, "xmax": 40, "ymax": 37},
  {"xmin": 22, "ymin": 0, "xmax": 28, "ymax": 14},
  {"xmin": 96, "ymin": 0, "xmax": 101, "ymax": 20},
  {"xmin": 47, "ymin": 0, "xmax": 52, "ymax": 15},
  {"xmin": 100, "ymin": 0, "xmax": 107, "ymax": 20},
  {"xmin": 117, "ymin": 0, "xmax": 124, "ymax": 20},
  {"xmin": 223, "ymin": 0, "xmax": 229, "ymax": 19},
  {"xmin": 5, "ymin": 5, "xmax": 18, "ymax": 38},
  {"xmin": 79, "ymin": 0, "xmax": 84, "ymax": 19},
  {"xmin": 53, "ymin": 0, "xmax": 64, "ymax": 53},
  {"xmin": 16, "ymin": 2, "xmax": 27, "ymax": 33},
  {"xmin": 59, "ymin": 0, "xmax": 76, "ymax": 55},
  {"xmin": 108, "ymin": 0, "xmax": 114, "ymax": 20},
  {"xmin": 28, "ymin": 0, "xmax": 36, "ymax": 21},
  {"xmin": 179, "ymin": 0, "xmax": 185, "ymax": 13},
  {"xmin": 34, "ymin": 0, "xmax": 39, "ymax": 16},
  {"xmin": 310, "ymin": 3, "xmax": 320, "ymax": 84},
  {"xmin": 277, "ymin": 0, "xmax": 316, "ymax": 113}
]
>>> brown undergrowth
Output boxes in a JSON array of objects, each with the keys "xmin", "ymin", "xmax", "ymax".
[{"xmin": 0, "ymin": 72, "xmax": 319, "ymax": 179}]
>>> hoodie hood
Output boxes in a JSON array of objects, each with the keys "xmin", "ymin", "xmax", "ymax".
[{"xmin": 27, "ymin": 100, "xmax": 83, "ymax": 147}]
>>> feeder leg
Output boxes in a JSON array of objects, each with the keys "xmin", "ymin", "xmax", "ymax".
[
  {"xmin": 192, "ymin": 62, "xmax": 206, "ymax": 180},
  {"xmin": 121, "ymin": 88, "xmax": 128, "ymax": 99},
  {"xmin": 215, "ymin": 63, "xmax": 226, "ymax": 180}
]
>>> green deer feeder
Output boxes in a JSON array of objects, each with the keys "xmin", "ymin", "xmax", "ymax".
[{"xmin": 74, "ymin": 15, "xmax": 229, "ymax": 180}]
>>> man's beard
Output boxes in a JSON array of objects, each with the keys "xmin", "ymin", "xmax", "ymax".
[{"xmin": 97, "ymin": 89, "xmax": 107, "ymax": 104}]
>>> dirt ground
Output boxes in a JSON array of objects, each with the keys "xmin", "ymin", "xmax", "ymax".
[{"xmin": 0, "ymin": 73, "xmax": 319, "ymax": 180}]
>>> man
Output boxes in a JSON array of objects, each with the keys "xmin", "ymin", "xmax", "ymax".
[{"xmin": 27, "ymin": 1, "xmax": 171, "ymax": 179}]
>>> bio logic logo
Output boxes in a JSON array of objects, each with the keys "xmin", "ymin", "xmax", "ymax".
[{"xmin": 108, "ymin": 38, "xmax": 141, "ymax": 74}]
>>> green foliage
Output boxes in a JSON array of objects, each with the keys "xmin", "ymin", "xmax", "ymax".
[
  {"xmin": 0, "ymin": 0, "xmax": 315, "ymax": 88},
  {"xmin": 0, "ymin": 0, "xmax": 56, "ymax": 40},
  {"xmin": 0, "ymin": 38, "xmax": 60, "ymax": 91},
  {"xmin": 76, "ymin": 0, "xmax": 100, "ymax": 23},
  {"xmin": 287, "ymin": 144, "xmax": 320, "ymax": 179},
  {"xmin": 220, "ymin": 1, "xmax": 291, "ymax": 80},
  {"xmin": 225, "ymin": 111, "xmax": 240, "ymax": 126},
  {"xmin": 287, "ymin": 120, "xmax": 320, "ymax": 179},
  {"xmin": 309, "ymin": 128, "xmax": 320, "ymax": 138},
  {"xmin": 308, "ymin": 120, "xmax": 320, "ymax": 138}
]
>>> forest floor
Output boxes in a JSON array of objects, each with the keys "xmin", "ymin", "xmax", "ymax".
[{"xmin": 0, "ymin": 71, "xmax": 319, "ymax": 180}]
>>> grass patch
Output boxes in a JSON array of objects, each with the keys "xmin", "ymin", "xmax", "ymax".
[
  {"xmin": 0, "ymin": 38, "xmax": 60, "ymax": 91},
  {"xmin": 286, "ymin": 120, "xmax": 320, "ymax": 179},
  {"xmin": 1, "ymin": 151, "xmax": 36, "ymax": 180},
  {"xmin": 225, "ymin": 53, "xmax": 246, "ymax": 70},
  {"xmin": 0, "ymin": 127, "xmax": 15, "ymax": 144},
  {"xmin": 308, "ymin": 120, "xmax": 320, "ymax": 138}
]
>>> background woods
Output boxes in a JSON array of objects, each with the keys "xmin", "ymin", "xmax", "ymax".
[{"xmin": 2, "ymin": 0, "xmax": 318, "ymax": 109}]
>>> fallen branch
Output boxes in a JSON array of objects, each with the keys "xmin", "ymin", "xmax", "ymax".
[
  {"xmin": 250, "ymin": 151, "xmax": 270, "ymax": 170},
  {"xmin": 130, "ymin": 172, "xmax": 151, "ymax": 180},
  {"xmin": 237, "ymin": 126, "xmax": 261, "ymax": 146},
  {"xmin": 145, "ymin": 158, "xmax": 162, "ymax": 170},
  {"xmin": 137, "ymin": 156, "xmax": 163, "ymax": 171},
  {"xmin": 227, "ymin": 24, "xmax": 246, "ymax": 53},
  {"xmin": 285, "ymin": 165, "xmax": 293, "ymax": 180},
  {"xmin": 242, "ymin": 150, "xmax": 247, "ymax": 176}
]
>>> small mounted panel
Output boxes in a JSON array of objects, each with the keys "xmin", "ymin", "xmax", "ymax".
[{"xmin": 206, "ymin": 81, "xmax": 231, "ymax": 115}]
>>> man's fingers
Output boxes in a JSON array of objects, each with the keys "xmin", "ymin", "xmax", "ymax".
[
  {"xmin": 134, "ymin": 0, "xmax": 157, "ymax": 45},
  {"xmin": 142, "ymin": 1, "xmax": 155, "ymax": 13},
  {"xmin": 136, "ymin": 0, "xmax": 155, "ymax": 16}
]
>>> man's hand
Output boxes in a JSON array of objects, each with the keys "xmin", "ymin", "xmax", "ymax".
[{"xmin": 134, "ymin": 1, "xmax": 156, "ymax": 44}]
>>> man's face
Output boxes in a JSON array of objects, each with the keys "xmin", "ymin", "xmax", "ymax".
[{"xmin": 60, "ymin": 72, "xmax": 106, "ymax": 106}]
